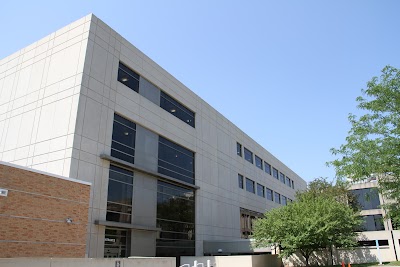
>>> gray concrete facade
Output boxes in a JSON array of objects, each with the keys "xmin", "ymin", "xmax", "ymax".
[{"xmin": 0, "ymin": 14, "xmax": 307, "ymax": 258}]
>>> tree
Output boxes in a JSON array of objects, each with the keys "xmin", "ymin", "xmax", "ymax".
[
  {"xmin": 329, "ymin": 65, "xmax": 400, "ymax": 227},
  {"xmin": 252, "ymin": 180, "xmax": 362, "ymax": 267}
]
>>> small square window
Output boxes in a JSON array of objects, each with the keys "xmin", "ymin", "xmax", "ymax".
[
  {"xmin": 279, "ymin": 172, "xmax": 285, "ymax": 183},
  {"xmin": 246, "ymin": 178, "xmax": 255, "ymax": 193},
  {"xmin": 264, "ymin": 162, "xmax": 271, "ymax": 175},
  {"xmin": 237, "ymin": 142, "xmax": 242, "ymax": 157},
  {"xmin": 244, "ymin": 148, "xmax": 253, "ymax": 164},
  {"xmin": 272, "ymin": 168, "xmax": 279, "ymax": 179}
]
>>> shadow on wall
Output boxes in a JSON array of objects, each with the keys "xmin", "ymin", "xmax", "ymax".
[{"xmin": 284, "ymin": 239, "xmax": 378, "ymax": 266}]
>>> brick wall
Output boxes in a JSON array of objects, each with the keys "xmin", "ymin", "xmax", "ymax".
[{"xmin": 0, "ymin": 162, "xmax": 90, "ymax": 258}]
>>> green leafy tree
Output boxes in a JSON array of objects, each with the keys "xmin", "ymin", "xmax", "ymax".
[
  {"xmin": 253, "ymin": 181, "xmax": 361, "ymax": 266},
  {"xmin": 329, "ymin": 65, "xmax": 400, "ymax": 227}
]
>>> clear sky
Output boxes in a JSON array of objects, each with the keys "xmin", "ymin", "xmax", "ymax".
[{"xmin": 1, "ymin": 1, "xmax": 399, "ymax": 182}]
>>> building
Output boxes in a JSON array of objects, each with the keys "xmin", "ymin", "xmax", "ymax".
[
  {"xmin": 346, "ymin": 180, "xmax": 400, "ymax": 263},
  {"xmin": 0, "ymin": 161, "xmax": 90, "ymax": 257},
  {"xmin": 0, "ymin": 14, "xmax": 307, "ymax": 259}
]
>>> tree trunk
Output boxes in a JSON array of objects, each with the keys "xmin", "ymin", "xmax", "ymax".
[{"xmin": 305, "ymin": 255, "xmax": 310, "ymax": 267}]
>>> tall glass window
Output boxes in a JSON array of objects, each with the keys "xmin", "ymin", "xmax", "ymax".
[
  {"xmin": 292, "ymin": 180, "xmax": 295, "ymax": 189},
  {"xmin": 160, "ymin": 91, "xmax": 195, "ymax": 127},
  {"xmin": 111, "ymin": 114, "xmax": 136, "ymax": 164},
  {"xmin": 266, "ymin": 188, "xmax": 273, "ymax": 201},
  {"xmin": 240, "ymin": 208, "xmax": 263, "ymax": 239},
  {"xmin": 237, "ymin": 142, "xmax": 242, "ymax": 157},
  {"xmin": 257, "ymin": 183, "xmax": 265, "ymax": 198},
  {"xmin": 106, "ymin": 165, "xmax": 133, "ymax": 223},
  {"xmin": 264, "ymin": 162, "xmax": 272, "ymax": 175},
  {"xmin": 246, "ymin": 178, "xmax": 255, "ymax": 193},
  {"xmin": 255, "ymin": 155, "xmax": 263, "ymax": 170},
  {"xmin": 118, "ymin": 62, "xmax": 140, "ymax": 93},
  {"xmin": 238, "ymin": 174, "xmax": 244, "ymax": 189},
  {"xmin": 158, "ymin": 136, "xmax": 195, "ymax": 184},
  {"xmin": 104, "ymin": 228, "xmax": 131, "ymax": 258},
  {"xmin": 272, "ymin": 168, "xmax": 279, "ymax": 179},
  {"xmin": 274, "ymin": 192, "xmax": 281, "ymax": 204},
  {"xmin": 157, "ymin": 181, "xmax": 195, "ymax": 257},
  {"xmin": 350, "ymin": 188, "xmax": 380, "ymax": 210},
  {"xmin": 244, "ymin": 148, "xmax": 253, "ymax": 164}
]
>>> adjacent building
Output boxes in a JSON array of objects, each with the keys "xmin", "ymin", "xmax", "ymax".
[
  {"xmin": 0, "ymin": 161, "xmax": 90, "ymax": 257},
  {"xmin": 0, "ymin": 14, "xmax": 307, "ymax": 259}
]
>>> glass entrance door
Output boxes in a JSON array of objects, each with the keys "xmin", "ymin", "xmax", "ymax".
[{"xmin": 104, "ymin": 228, "xmax": 131, "ymax": 258}]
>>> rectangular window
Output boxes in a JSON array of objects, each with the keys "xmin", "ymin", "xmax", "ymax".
[
  {"xmin": 292, "ymin": 180, "xmax": 294, "ymax": 189},
  {"xmin": 106, "ymin": 165, "xmax": 134, "ymax": 223},
  {"xmin": 238, "ymin": 174, "xmax": 244, "ymax": 189},
  {"xmin": 286, "ymin": 177, "xmax": 291, "ymax": 187},
  {"xmin": 160, "ymin": 91, "xmax": 195, "ymax": 127},
  {"xmin": 158, "ymin": 136, "xmax": 195, "ymax": 184},
  {"xmin": 360, "ymin": 214, "xmax": 385, "ymax": 231},
  {"xmin": 274, "ymin": 192, "xmax": 281, "ymax": 204},
  {"xmin": 157, "ymin": 181, "xmax": 195, "ymax": 257},
  {"xmin": 350, "ymin": 188, "xmax": 380, "ymax": 210},
  {"xmin": 118, "ymin": 62, "xmax": 140, "ymax": 93},
  {"xmin": 288, "ymin": 198, "xmax": 293, "ymax": 203},
  {"xmin": 266, "ymin": 188, "xmax": 273, "ymax": 201},
  {"xmin": 111, "ymin": 114, "xmax": 136, "ymax": 164},
  {"xmin": 246, "ymin": 178, "xmax": 255, "ymax": 193},
  {"xmin": 357, "ymin": 240, "xmax": 388, "ymax": 247},
  {"xmin": 257, "ymin": 183, "xmax": 265, "ymax": 198},
  {"xmin": 264, "ymin": 162, "xmax": 271, "ymax": 175},
  {"xmin": 244, "ymin": 148, "xmax": 253, "ymax": 164},
  {"xmin": 237, "ymin": 142, "xmax": 242, "ymax": 157},
  {"xmin": 279, "ymin": 172, "xmax": 285, "ymax": 183},
  {"xmin": 272, "ymin": 168, "xmax": 279, "ymax": 179},
  {"xmin": 255, "ymin": 155, "xmax": 263, "ymax": 170},
  {"xmin": 281, "ymin": 196, "xmax": 287, "ymax": 206}
]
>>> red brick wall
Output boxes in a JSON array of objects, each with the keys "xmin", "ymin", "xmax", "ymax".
[{"xmin": 0, "ymin": 163, "xmax": 90, "ymax": 258}]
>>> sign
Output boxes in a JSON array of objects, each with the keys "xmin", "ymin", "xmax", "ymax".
[{"xmin": 0, "ymin": 188, "xmax": 8, "ymax": 197}]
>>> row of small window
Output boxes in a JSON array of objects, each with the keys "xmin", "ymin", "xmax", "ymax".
[
  {"xmin": 238, "ymin": 174, "xmax": 292, "ymax": 205},
  {"xmin": 118, "ymin": 62, "xmax": 195, "ymax": 127},
  {"xmin": 237, "ymin": 142, "xmax": 294, "ymax": 189}
]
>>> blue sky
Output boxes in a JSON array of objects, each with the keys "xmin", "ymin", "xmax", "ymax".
[{"xmin": 1, "ymin": 1, "xmax": 399, "ymax": 182}]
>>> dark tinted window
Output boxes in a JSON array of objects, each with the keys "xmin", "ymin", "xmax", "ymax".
[
  {"xmin": 160, "ymin": 91, "xmax": 195, "ymax": 127},
  {"xmin": 118, "ymin": 62, "xmax": 140, "ymax": 93},
  {"xmin": 238, "ymin": 174, "xmax": 244, "ymax": 189},
  {"xmin": 106, "ymin": 165, "xmax": 133, "ymax": 223},
  {"xmin": 266, "ymin": 188, "xmax": 273, "ymax": 201},
  {"xmin": 257, "ymin": 183, "xmax": 265, "ymax": 197},
  {"xmin": 244, "ymin": 148, "xmax": 253, "ymax": 164},
  {"xmin": 274, "ymin": 192, "xmax": 281, "ymax": 204},
  {"xmin": 264, "ymin": 162, "xmax": 271, "ymax": 175},
  {"xmin": 237, "ymin": 142, "xmax": 242, "ymax": 157},
  {"xmin": 156, "ymin": 181, "xmax": 195, "ymax": 258},
  {"xmin": 255, "ymin": 155, "xmax": 263, "ymax": 170},
  {"xmin": 272, "ymin": 168, "xmax": 279, "ymax": 179},
  {"xmin": 350, "ymin": 188, "xmax": 380, "ymax": 210},
  {"xmin": 111, "ymin": 114, "xmax": 136, "ymax": 164},
  {"xmin": 158, "ymin": 136, "xmax": 195, "ymax": 184},
  {"xmin": 292, "ymin": 180, "xmax": 295, "ymax": 189},
  {"xmin": 246, "ymin": 178, "xmax": 255, "ymax": 193},
  {"xmin": 360, "ymin": 214, "xmax": 384, "ymax": 231}
]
